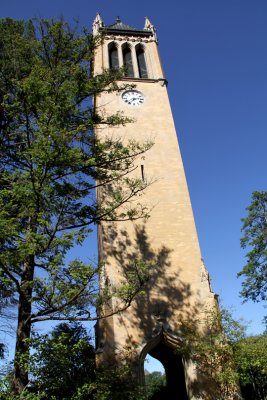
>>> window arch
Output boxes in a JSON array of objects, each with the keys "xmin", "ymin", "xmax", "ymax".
[
  {"xmin": 136, "ymin": 45, "xmax": 148, "ymax": 79},
  {"xmin": 122, "ymin": 44, "xmax": 134, "ymax": 77},
  {"xmin": 108, "ymin": 42, "xmax": 119, "ymax": 70}
]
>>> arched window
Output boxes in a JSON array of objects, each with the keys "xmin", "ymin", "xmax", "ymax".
[
  {"xmin": 136, "ymin": 45, "xmax": 148, "ymax": 79},
  {"xmin": 108, "ymin": 42, "xmax": 119, "ymax": 70},
  {"xmin": 122, "ymin": 44, "xmax": 134, "ymax": 77}
]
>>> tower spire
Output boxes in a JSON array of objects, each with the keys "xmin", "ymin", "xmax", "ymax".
[
  {"xmin": 144, "ymin": 16, "xmax": 157, "ymax": 41},
  {"xmin": 92, "ymin": 12, "xmax": 104, "ymax": 36}
]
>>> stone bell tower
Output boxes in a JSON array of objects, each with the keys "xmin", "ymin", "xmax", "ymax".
[{"xmin": 93, "ymin": 14, "xmax": 218, "ymax": 399}]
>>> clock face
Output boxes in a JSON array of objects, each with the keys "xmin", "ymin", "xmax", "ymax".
[{"xmin": 122, "ymin": 90, "xmax": 144, "ymax": 106}]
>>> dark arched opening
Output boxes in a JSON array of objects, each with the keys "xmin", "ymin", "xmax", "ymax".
[
  {"xmin": 141, "ymin": 332, "xmax": 188, "ymax": 400},
  {"xmin": 136, "ymin": 45, "xmax": 148, "ymax": 79},
  {"xmin": 149, "ymin": 342, "xmax": 188, "ymax": 399},
  {"xmin": 108, "ymin": 42, "xmax": 119, "ymax": 70},
  {"xmin": 122, "ymin": 44, "xmax": 134, "ymax": 77}
]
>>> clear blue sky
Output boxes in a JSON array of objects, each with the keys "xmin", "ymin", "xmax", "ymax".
[{"xmin": 1, "ymin": 0, "xmax": 266, "ymax": 339}]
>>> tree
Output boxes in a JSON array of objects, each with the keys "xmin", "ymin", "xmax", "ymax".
[
  {"xmin": 82, "ymin": 366, "xmax": 146, "ymax": 400},
  {"xmin": 30, "ymin": 323, "xmax": 95, "ymax": 399},
  {"xmin": 233, "ymin": 334, "xmax": 267, "ymax": 400},
  {"xmin": 179, "ymin": 304, "xmax": 266, "ymax": 400},
  {"xmin": 177, "ymin": 306, "xmax": 243, "ymax": 399},
  {"xmin": 239, "ymin": 191, "xmax": 267, "ymax": 303},
  {"xmin": 30, "ymin": 323, "xmax": 146, "ymax": 400},
  {"xmin": 0, "ymin": 326, "xmax": 146, "ymax": 400},
  {"xmin": 144, "ymin": 371, "xmax": 166, "ymax": 400},
  {"xmin": 0, "ymin": 18, "xmax": 152, "ymax": 393}
]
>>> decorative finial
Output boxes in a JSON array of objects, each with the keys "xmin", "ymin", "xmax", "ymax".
[
  {"xmin": 144, "ymin": 16, "xmax": 157, "ymax": 42},
  {"xmin": 116, "ymin": 16, "xmax": 121, "ymax": 23},
  {"xmin": 92, "ymin": 12, "xmax": 104, "ymax": 36}
]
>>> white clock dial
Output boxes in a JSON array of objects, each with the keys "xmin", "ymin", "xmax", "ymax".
[{"xmin": 122, "ymin": 90, "xmax": 144, "ymax": 106}]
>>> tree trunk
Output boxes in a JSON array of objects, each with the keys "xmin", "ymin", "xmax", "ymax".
[{"xmin": 12, "ymin": 256, "xmax": 34, "ymax": 394}]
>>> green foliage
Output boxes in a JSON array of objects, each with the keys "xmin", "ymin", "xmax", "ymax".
[
  {"xmin": 0, "ymin": 16, "xmax": 151, "ymax": 323},
  {"xmin": 0, "ymin": 391, "xmax": 45, "ymax": 400},
  {"xmin": 0, "ymin": 324, "xmax": 145, "ymax": 400},
  {"xmin": 239, "ymin": 191, "xmax": 267, "ymax": 302},
  {"xmin": 78, "ymin": 366, "xmax": 146, "ymax": 400},
  {"xmin": 219, "ymin": 306, "xmax": 248, "ymax": 344},
  {"xmin": 177, "ymin": 306, "xmax": 241, "ymax": 399},
  {"xmin": 233, "ymin": 334, "xmax": 267, "ymax": 400},
  {"xmin": 29, "ymin": 323, "xmax": 95, "ymax": 399},
  {"xmin": 0, "ymin": 17, "xmax": 152, "ymax": 392},
  {"xmin": 144, "ymin": 371, "xmax": 166, "ymax": 399}
]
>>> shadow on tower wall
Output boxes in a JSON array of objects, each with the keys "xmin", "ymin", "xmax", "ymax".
[{"xmin": 97, "ymin": 222, "xmax": 240, "ymax": 400}]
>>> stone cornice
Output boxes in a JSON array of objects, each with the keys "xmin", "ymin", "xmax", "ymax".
[{"xmin": 103, "ymin": 34, "xmax": 155, "ymax": 43}]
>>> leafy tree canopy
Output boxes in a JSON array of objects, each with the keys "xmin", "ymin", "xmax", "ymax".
[
  {"xmin": 176, "ymin": 305, "xmax": 244, "ymax": 399},
  {"xmin": 239, "ymin": 191, "xmax": 267, "ymax": 302},
  {"xmin": 30, "ymin": 323, "xmax": 95, "ymax": 399},
  {"xmin": 144, "ymin": 371, "xmax": 166, "ymax": 400},
  {"xmin": 0, "ymin": 17, "xmax": 152, "ymax": 393},
  {"xmin": 233, "ymin": 333, "xmax": 267, "ymax": 400}
]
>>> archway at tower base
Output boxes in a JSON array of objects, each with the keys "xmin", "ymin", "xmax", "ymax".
[{"xmin": 141, "ymin": 331, "xmax": 189, "ymax": 400}]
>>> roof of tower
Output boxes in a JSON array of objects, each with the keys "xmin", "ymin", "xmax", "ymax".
[
  {"xmin": 100, "ymin": 16, "xmax": 153, "ymax": 36},
  {"xmin": 107, "ymin": 16, "xmax": 139, "ymax": 31}
]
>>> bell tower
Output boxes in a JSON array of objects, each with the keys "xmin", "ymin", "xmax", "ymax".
[{"xmin": 93, "ymin": 14, "xmax": 218, "ymax": 399}]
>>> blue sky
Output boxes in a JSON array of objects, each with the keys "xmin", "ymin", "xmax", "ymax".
[{"xmin": 1, "ymin": 0, "xmax": 266, "ymax": 354}]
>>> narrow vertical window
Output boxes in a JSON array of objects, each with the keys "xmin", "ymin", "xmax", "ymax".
[
  {"xmin": 136, "ymin": 46, "xmax": 148, "ymax": 79},
  {"xmin": 141, "ymin": 165, "xmax": 145, "ymax": 182},
  {"xmin": 108, "ymin": 43, "xmax": 119, "ymax": 70},
  {"xmin": 122, "ymin": 44, "xmax": 134, "ymax": 77}
]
